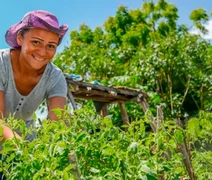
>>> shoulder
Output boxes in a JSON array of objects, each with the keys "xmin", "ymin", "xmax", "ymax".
[
  {"xmin": 0, "ymin": 48, "xmax": 10, "ymax": 71},
  {"xmin": 45, "ymin": 62, "xmax": 66, "ymax": 87},
  {"xmin": 0, "ymin": 49, "xmax": 10, "ymax": 87},
  {"xmin": 44, "ymin": 63, "xmax": 68, "ymax": 97},
  {"xmin": 46, "ymin": 62, "xmax": 65, "ymax": 79},
  {"xmin": 0, "ymin": 48, "xmax": 10, "ymax": 62}
]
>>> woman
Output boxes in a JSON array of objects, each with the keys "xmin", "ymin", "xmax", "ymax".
[{"xmin": 0, "ymin": 10, "xmax": 69, "ymax": 144}]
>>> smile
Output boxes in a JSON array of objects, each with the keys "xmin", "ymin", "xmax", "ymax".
[{"xmin": 32, "ymin": 55, "xmax": 45, "ymax": 62}]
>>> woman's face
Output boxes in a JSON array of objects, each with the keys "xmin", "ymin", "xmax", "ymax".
[{"xmin": 17, "ymin": 28, "xmax": 59, "ymax": 71}]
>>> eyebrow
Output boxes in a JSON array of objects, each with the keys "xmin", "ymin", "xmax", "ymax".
[{"xmin": 31, "ymin": 37, "xmax": 58, "ymax": 45}]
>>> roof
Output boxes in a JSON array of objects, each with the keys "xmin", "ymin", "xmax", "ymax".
[{"xmin": 65, "ymin": 74, "xmax": 148, "ymax": 103}]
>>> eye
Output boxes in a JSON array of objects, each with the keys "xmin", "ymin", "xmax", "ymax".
[
  {"xmin": 32, "ymin": 41, "xmax": 40, "ymax": 46},
  {"xmin": 47, "ymin": 44, "xmax": 56, "ymax": 50}
]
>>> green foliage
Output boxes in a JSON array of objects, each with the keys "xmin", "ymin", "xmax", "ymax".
[
  {"xmin": 190, "ymin": 8, "xmax": 209, "ymax": 34},
  {"xmin": 186, "ymin": 112, "xmax": 212, "ymax": 179},
  {"xmin": 190, "ymin": 8, "xmax": 208, "ymax": 22},
  {"xmin": 1, "ymin": 110, "xmax": 211, "ymax": 179},
  {"xmin": 54, "ymin": 0, "xmax": 212, "ymax": 119},
  {"xmin": 0, "ymin": 109, "xmax": 181, "ymax": 179},
  {"xmin": 45, "ymin": 1, "xmax": 212, "ymax": 179},
  {"xmin": 187, "ymin": 111, "xmax": 212, "ymax": 147}
]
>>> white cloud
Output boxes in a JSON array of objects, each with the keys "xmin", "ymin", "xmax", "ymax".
[{"xmin": 190, "ymin": 19, "xmax": 212, "ymax": 40}]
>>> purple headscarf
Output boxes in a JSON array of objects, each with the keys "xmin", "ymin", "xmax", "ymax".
[{"xmin": 5, "ymin": 10, "xmax": 69, "ymax": 48}]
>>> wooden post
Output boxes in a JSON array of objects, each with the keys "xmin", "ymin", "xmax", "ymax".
[
  {"xmin": 156, "ymin": 106, "xmax": 171, "ymax": 180},
  {"xmin": 139, "ymin": 99, "xmax": 157, "ymax": 133},
  {"xmin": 68, "ymin": 151, "xmax": 81, "ymax": 180},
  {"xmin": 118, "ymin": 102, "xmax": 129, "ymax": 131},
  {"xmin": 67, "ymin": 88, "xmax": 77, "ymax": 110},
  {"xmin": 140, "ymin": 99, "xmax": 195, "ymax": 180},
  {"xmin": 101, "ymin": 104, "xmax": 108, "ymax": 118},
  {"xmin": 176, "ymin": 119, "xmax": 196, "ymax": 180},
  {"xmin": 93, "ymin": 101, "xmax": 108, "ymax": 118}
]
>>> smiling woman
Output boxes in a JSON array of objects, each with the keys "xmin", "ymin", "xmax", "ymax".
[
  {"xmin": 0, "ymin": 10, "xmax": 69, "ymax": 179},
  {"xmin": 15, "ymin": 28, "xmax": 59, "ymax": 72}
]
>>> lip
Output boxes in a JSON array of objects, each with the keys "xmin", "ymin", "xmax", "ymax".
[{"xmin": 32, "ymin": 54, "xmax": 45, "ymax": 62}]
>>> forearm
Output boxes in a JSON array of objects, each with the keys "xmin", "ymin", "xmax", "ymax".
[
  {"xmin": 0, "ymin": 92, "xmax": 21, "ymax": 141},
  {"xmin": 49, "ymin": 111, "xmax": 71, "ymax": 127},
  {"xmin": 48, "ymin": 96, "xmax": 70, "ymax": 127},
  {"xmin": 0, "ymin": 120, "xmax": 22, "ymax": 141}
]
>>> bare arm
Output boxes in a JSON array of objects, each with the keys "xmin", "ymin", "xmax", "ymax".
[
  {"xmin": 0, "ymin": 91, "xmax": 22, "ymax": 141},
  {"xmin": 47, "ymin": 96, "xmax": 67, "ymax": 120}
]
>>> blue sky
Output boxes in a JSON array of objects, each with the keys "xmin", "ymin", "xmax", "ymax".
[
  {"xmin": 2, "ymin": 0, "xmax": 209, "ymax": 120},
  {"xmin": 0, "ymin": 0, "xmax": 211, "ymax": 52}
]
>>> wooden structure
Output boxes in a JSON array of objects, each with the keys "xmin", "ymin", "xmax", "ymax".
[
  {"xmin": 65, "ymin": 74, "xmax": 156, "ymax": 131},
  {"xmin": 65, "ymin": 74, "xmax": 195, "ymax": 180}
]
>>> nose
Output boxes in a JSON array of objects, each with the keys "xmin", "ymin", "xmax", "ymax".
[{"xmin": 37, "ymin": 46, "xmax": 47, "ymax": 57}]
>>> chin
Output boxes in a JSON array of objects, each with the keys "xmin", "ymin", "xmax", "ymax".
[{"xmin": 29, "ymin": 62, "xmax": 47, "ymax": 71}]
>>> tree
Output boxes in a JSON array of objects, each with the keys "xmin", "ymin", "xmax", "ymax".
[{"xmin": 54, "ymin": 0, "xmax": 212, "ymax": 119}]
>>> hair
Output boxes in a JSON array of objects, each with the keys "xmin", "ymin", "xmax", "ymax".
[{"xmin": 18, "ymin": 27, "xmax": 31, "ymax": 37}]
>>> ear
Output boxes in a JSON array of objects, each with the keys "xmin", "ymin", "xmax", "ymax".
[{"xmin": 16, "ymin": 32, "xmax": 23, "ymax": 46}]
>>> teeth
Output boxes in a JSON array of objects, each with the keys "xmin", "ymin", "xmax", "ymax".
[{"xmin": 34, "ymin": 55, "xmax": 45, "ymax": 61}]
